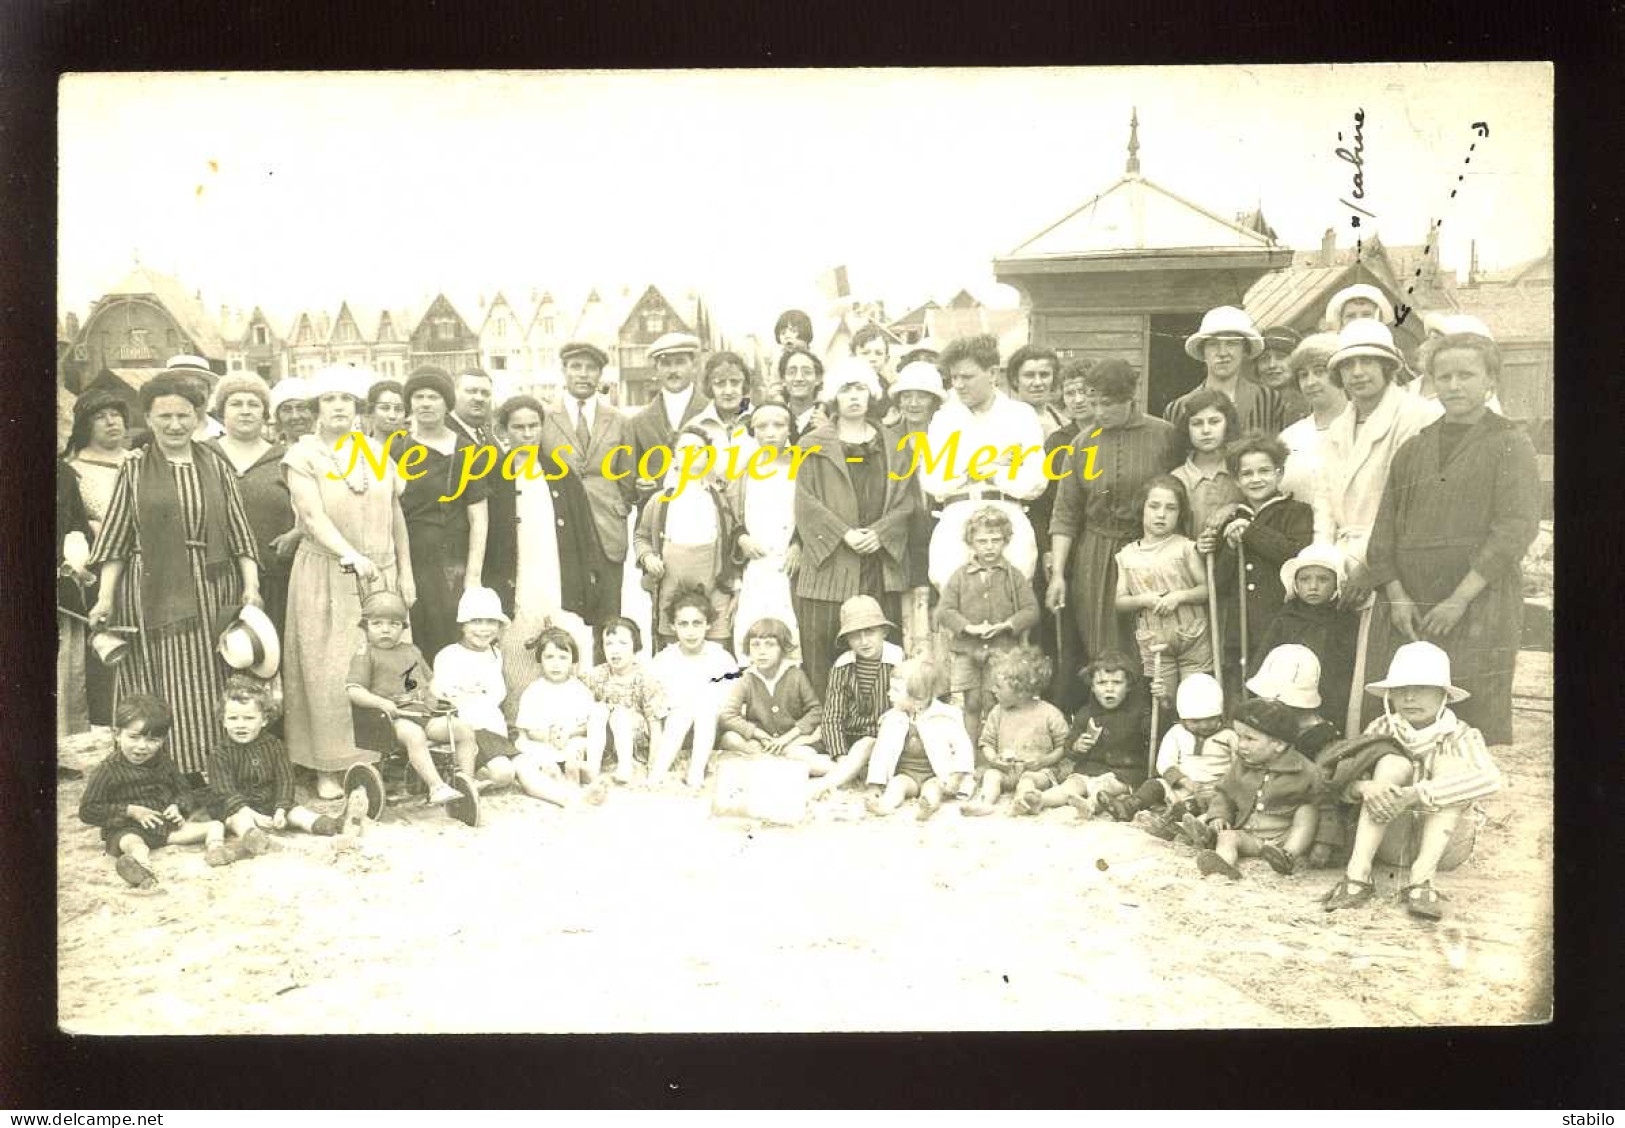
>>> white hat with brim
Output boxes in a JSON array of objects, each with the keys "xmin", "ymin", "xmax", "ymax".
[
  {"xmin": 1246, "ymin": 644, "xmax": 1323, "ymax": 710},
  {"xmin": 647, "ymin": 331, "xmax": 702, "ymax": 361},
  {"xmin": 217, "ymin": 603, "xmax": 281, "ymax": 679},
  {"xmin": 1280, "ymin": 543, "xmax": 1348, "ymax": 601},
  {"xmin": 1328, "ymin": 318, "xmax": 1404, "ymax": 374},
  {"xmin": 889, "ymin": 361, "xmax": 946, "ymax": 401},
  {"xmin": 1325, "ymin": 283, "xmax": 1396, "ymax": 327},
  {"xmin": 456, "ymin": 585, "xmax": 511, "ymax": 626},
  {"xmin": 1365, "ymin": 640, "xmax": 1469, "ymax": 703},
  {"xmin": 1422, "ymin": 311, "xmax": 1494, "ymax": 340},
  {"xmin": 308, "ymin": 364, "xmax": 370, "ymax": 404},
  {"xmin": 837, "ymin": 595, "xmax": 896, "ymax": 637},
  {"xmin": 1174, "ymin": 673, "xmax": 1225, "ymax": 720},
  {"xmin": 820, "ymin": 356, "xmax": 884, "ymax": 404},
  {"xmin": 1184, "ymin": 306, "xmax": 1265, "ymax": 361},
  {"xmin": 269, "ymin": 378, "xmax": 314, "ymax": 413}
]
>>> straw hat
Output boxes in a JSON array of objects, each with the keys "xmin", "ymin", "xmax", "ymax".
[
  {"xmin": 1365, "ymin": 641, "xmax": 1470, "ymax": 703},
  {"xmin": 1174, "ymin": 673, "xmax": 1224, "ymax": 721},
  {"xmin": 215, "ymin": 604, "xmax": 281, "ymax": 679},
  {"xmin": 889, "ymin": 360, "xmax": 946, "ymax": 401},
  {"xmin": 1327, "ymin": 318, "xmax": 1403, "ymax": 373},
  {"xmin": 456, "ymin": 585, "xmax": 511, "ymax": 625},
  {"xmin": 1184, "ymin": 306, "xmax": 1265, "ymax": 360},
  {"xmin": 1246, "ymin": 644, "xmax": 1323, "ymax": 710},
  {"xmin": 1280, "ymin": 543, "xmax": 1348, "ymax": 601},
  {"xmin": 837, "ymin": 595, "xmax": 895, "ymax": 638},
  {"xmin": 1325, "ymin": 283, "xmax": 1395, "ymax": 326}
]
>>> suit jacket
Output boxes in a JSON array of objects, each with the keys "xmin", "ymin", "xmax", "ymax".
[
  {"xmin": 541, "ymin": 397, "xmax": 637, "ymax": 563},
  {"xmin": 627, "ymin": 388, "xmax": 711, "ymax": 503},
  {"xmin": 449, "ymin": 415, "xmax": 516, "ymax": 609}
]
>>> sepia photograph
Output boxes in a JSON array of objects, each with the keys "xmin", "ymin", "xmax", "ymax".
[{"xmin": 51, "ymin": 64, "xmax": 1554, "ymax": 1035}]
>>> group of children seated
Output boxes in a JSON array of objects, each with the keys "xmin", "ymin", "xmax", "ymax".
[{"xmin": 77, "ymin": 418, "xmax": 1501, "ymax": 926}]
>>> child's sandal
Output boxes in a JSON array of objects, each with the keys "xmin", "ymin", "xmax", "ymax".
[
  {"xmin": 115, "ymin": 855, "xmax": 157, "ymax": 889},
  {"xmin": 1196, "ymin": 849, "xmax": 1242, "ymax": 881},
  {"xmin": 1260, "ymin": 844, "xmax": 1298, "ymax": 876},
  {"xmin": 1400, "ymin": 881, "xmax": 1445, "ymax": 921},
  {"xmin": 240, "ymin": 827, "xmax": 271, "ymax": 857},
  {"xmin": 1321, "ymin": 876, "xmax": 1376, "ymax": 912}
]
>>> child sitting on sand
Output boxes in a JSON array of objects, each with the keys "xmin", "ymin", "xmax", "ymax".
[
  {"xmin": 79, "ymin": 694, "xmax": 235, "ymax": 889},
  {"xmin": 582, "ymin": 617, "xmax": 669, "ymax": 786},
  {"xmin": 433, "ymin": 586, "xmax": 523, "ymax": 792},
  {"xmin": 513, "ymin": 627, "xmax": 610, "ymax": 807},
  {"xmin": 1102, "ymin": 673, "xmax": 1237, "ymax": 835},
  {"xmin": 1247, "ymin": 644, "xmax": 1345, "ymax": 868},
  {"xmin": 1184, "ymin": 698, "xmax": 1321, "ymax": 880},
  {"xmin": 209, "ymin": 676, "xmax": 355, "ymax": 851},
  {"xmin": 811, "ymin": 595, "xmax": 905, "ymax": 798},
  {"xmin": 646, "ymin": 585, "xmax": 739, "ymax": 789},
  {"xmin": 345, "ymin": 589, "xmax": 480, "ymax": 827},
  {"xmin": 964, "ymin": 646, "xmax": 1069, "ymax": 817},
  {"xmin": 863, "ymin": 656, "xmax": 975, "ymax": 820},
  {"xmin": 718, "ymin": 617, "xmax": 823, "ymax": 758},
  {"xmin": 1319, "ymin": 642, "xmax": 1501, "ymax": 922},
  {"xmin": 1024, "ymin": 652, "xmax": 1153, "ymax": 817}
]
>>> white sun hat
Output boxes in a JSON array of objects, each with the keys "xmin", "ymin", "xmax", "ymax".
[
  {"xmin": 1365, "ymin": 640, "xmax": 1469, "ymax": 703},
  {"xmin": 1184, "ymin": 306, "xmax": 1265, "ymax": 361},
  {"xmin": 1246, "ymin": 644, "xmax": 1323, "ymax": 710}
]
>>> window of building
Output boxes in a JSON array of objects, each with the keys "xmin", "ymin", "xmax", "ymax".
[
  {"xmin": 252, "ymin": 324, "xmax": 269, "ymax": 346},
  {"xmin": 620, "ymin": 346, "xmax": 647, "ymax": 370},
  {"xmin": 256, "ymin": 363, "xmax": 271, "ymax": 380},
  {"xmin": 230, "ymin": 357, "xmax": 243, "ymax": 371},
  {"xmin": 434, "ymin": 317, "xmax": 456, "ymax": 341},
  {"xmin": 642, "ymin": 309, "xmax": 665, "ymax": 334},
  {"xmin": 339, "ymin": 320, "xmax": 357, "ymax": 343},
  {"xmin": 492, "ymin": 356, "xmax": 507, "ymax": 371},
  {"xmin": 493, "ymin": 320, "xmax": 506, "ymax": 340},
  {"xmin": 541, "ymin": 317, "xmax": 554, "ymax": 335}
]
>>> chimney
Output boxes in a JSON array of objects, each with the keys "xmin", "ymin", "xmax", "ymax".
[
  {"xmin": 1320, "ymin": 228, "xmax": 1337, "ymax": 267},
  {"xmin": 1468, "ymin": 239, "xmax": 1481, "ymax": 287},
  {"xmin": 66, "ymin": 312, "xmax": 80, "ymax": 337}
]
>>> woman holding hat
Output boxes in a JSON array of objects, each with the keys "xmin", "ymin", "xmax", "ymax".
[
  {"xmin": 85, "ymin": 371, "xmax": 263, "ymax": 780},
  {"xmin": 792, "ymin": 359, "xmax": 916, "ymax": 695},
  {"xmin": 280, "ymin": 365, "xmax": 415, "ymax": 798},
  {"xmin": 209, "ymin": 373, "xmax": 299, "ymax": 633},
  {"xmin": 396, "ymin": 367, "xmax": 490, "ymax": 658},
  {"xmin": 1360, "ymin": 331, "xmax": 1539, "ymax": 744},
  {"xmin": 1310, "ymin": 319, "xmax": 1437, "ymax": 733},
  {"xmin": 1276, "ymin": 333, "xmax": 1346, "ymax": 503}
]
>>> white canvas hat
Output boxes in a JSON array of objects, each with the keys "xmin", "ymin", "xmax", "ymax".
[
  {"xmin": 1280, "ymin": 543, "xmax": 1348, "ymax": 601},
  {"xmin": 1246, "ymin": 644, "xmax": 1323, "ymax": 710},
  {"xmin": 1328, "ymin": 318, "xmax": 1403, "ymax": 374},
  {"xmin": 1184, "ymin": 306, "xmax": 1265, "ymax": 361},
  {"xmin": 1325, "ymin": 283, "xmax": 1396, "ymax": 327},
  {"xmin": 456, "ymin": 585, "xmax": 511, "ymax": 626},
  {"xmin": 1365, "ymin": 641, "xmax": 1469, "ymax": 703},
  {"xmin": 1174, "ymin": 673, "xmax": 1224, "ymax": 720}
]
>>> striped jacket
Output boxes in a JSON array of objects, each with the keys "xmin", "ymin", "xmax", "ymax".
[
  {"xmin": 819, "ymin": 642, "xmax": 904, "ymax": 758},
  {"xmin": 79, "ymin": 748, "xmax": 198, "ymax": 827},
  {"xmin": 1362, "ymin": 711, "xmax": 1501, "ymax": 810}
]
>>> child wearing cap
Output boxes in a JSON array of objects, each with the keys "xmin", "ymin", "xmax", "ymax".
[
  {"xmin": 1023, "ymin": 652, "xmax": 1152, "ymax": 816},
  {"xmin": 433, "ymin": 586, "xmax": 523, "ymax": 791},
  {"xmin": 1320, "ymin": 642, "xmax": 1501, "ymax": 921},
  {"xmin": 646, "ymin": 585, "xmax": 738, "ymax": 789},
  {"xmin": 729, "ymin": 403, "xmax": 801, "ymax": 658},
  {"xmin": 810, "ymin": 595, "xmax": 905, "ymax": 798},
  {"xmin": 344, "ymin": 589, "xmax": 480, "ymax": 826},
  {"xmin": 209, "ymin": 676, "xmax": 354, "ymax": 850},
  {"xmin": 1185, "ymin": 698, "xmax": 1321, "ymax": 880},
  {"xmin": 1247, "ymin": 644, "xmax": 1344, "ymax": 867},
  {"xmin": 1101, "ymin": 673, "xmax": 1238, "ymax": 834},
  {"xmin": 937, "ymin": 506, "xmax": 1041, "ymax": 743},
  {"xmin": 79, "ymin": 694, "xmax": 234, "ymax": 889},
  {"xmin": 966, "ymin": 645, "xmax": 1069, "ymax": 816},
  {"xmin": 512, "ymin": 627, "xmax": 610, "ymax": 807},
  {"xmin": 635, "ymin": 427, "xmax": 741, "ymax": 650},
  {"xmin": 1254, "ymin": 544, "xmax": 1358, "ymax": 729},
  {"xmin": 864, "ymin": 656, "xmax": 975, "ymax": 819}
]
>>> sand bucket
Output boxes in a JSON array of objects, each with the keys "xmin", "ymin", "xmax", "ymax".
[
  {"xmin": 710, "ymin": 755, "xmax": 810, "ymax": 826},
  {"xmin": 90, "ymin": 630, "xmax": 132, "ymax": 667}
]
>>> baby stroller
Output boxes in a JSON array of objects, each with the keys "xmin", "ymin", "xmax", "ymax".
[{"xmin": 339, "ymin": 562, "xmax": 479, "ymax": 826}]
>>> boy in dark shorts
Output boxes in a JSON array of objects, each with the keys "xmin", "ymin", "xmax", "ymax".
[{"xmin": 79, "ymin": 694, "xmax": 234, "ymax": 888}]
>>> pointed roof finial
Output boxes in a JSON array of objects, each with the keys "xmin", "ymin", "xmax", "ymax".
[{"xmin": 1126, "ymin": 106, "xmax": 1141, "ymax": 177}]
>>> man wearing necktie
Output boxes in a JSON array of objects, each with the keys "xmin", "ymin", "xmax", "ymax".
[
  {"xmin": 451, "ymin": 369, "xmax": 516, "ymax": 612},
  {"xmin": 628, "ymin": 332, "xmax": 710, "ymax": 508},
  {"xmin": 541, "ymin": 341, "xmax": 636, "ymax": 621}
]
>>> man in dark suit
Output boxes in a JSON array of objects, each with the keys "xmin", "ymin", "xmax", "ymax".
[
  {"xmin": 542, "ymin": 341, "xmax": 637, "ymax": 619},
  {"xmin": 449, "ymin": 368, "xmax": 515, "ymax": 612},
  {"xmin": 626, "ymin": 331, "xmax": 709, "ymax": 507}
]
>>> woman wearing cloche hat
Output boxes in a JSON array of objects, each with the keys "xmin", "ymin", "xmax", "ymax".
[{"xmin": 1320, "ymin": 641, "xmax": 1502, "ymax": 922}]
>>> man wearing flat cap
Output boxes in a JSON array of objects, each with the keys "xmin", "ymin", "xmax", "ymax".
[
  {"xmin": 1164, "ymin": 305, "xmax": 1285, "ymax": 438},
  {"xmin": 541, "ymin": 340, "xmax": 636, "ymax": 618},
  {"xmin": 627, "ymin": 331, "xmax": 710, "ymax": 504}
]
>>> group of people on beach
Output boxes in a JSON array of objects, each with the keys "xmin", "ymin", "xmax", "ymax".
[{"xmin": 57, "ymin": 284, "xmax": 1540, "ymax": 925}]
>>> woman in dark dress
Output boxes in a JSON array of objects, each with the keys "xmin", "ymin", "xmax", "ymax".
[
  {"xmin": 85, "ymin": 371, "xmax": 262, "ymax": 780},
  {"xmin": 397, "ymin": 368, "xmax": 489, "ymax": 657},
  {"xmin": 208, "ymin": 374, "xmax": 298, "ymax": 633},
  {"xmin": 792, "ymin": 358, "xmax": 916, "ymax": 695},
  {"xmin": 1363, "ymin": 331, "xmax": 1540, "ymax": 744}
]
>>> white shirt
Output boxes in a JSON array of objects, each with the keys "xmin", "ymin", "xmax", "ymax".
[
  {"xmin": 920, "ymin": 389, "xmax": 1048, "ymax": 503},
  {"xmin": 431, "ymin": 643, "xmax": 508, "ymax": 736},
  {"xmin": 660, "ymin": 385, "xmax": 695, "ymax": 431},
  {"xmin": 567, "ymin": 395, "xmax": 596, "ymax": 434}
]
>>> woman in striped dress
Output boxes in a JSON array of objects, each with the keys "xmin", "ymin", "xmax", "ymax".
[{"xmin": 87, "ymin": 372, "xmax": 262, "ymax": 781}]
